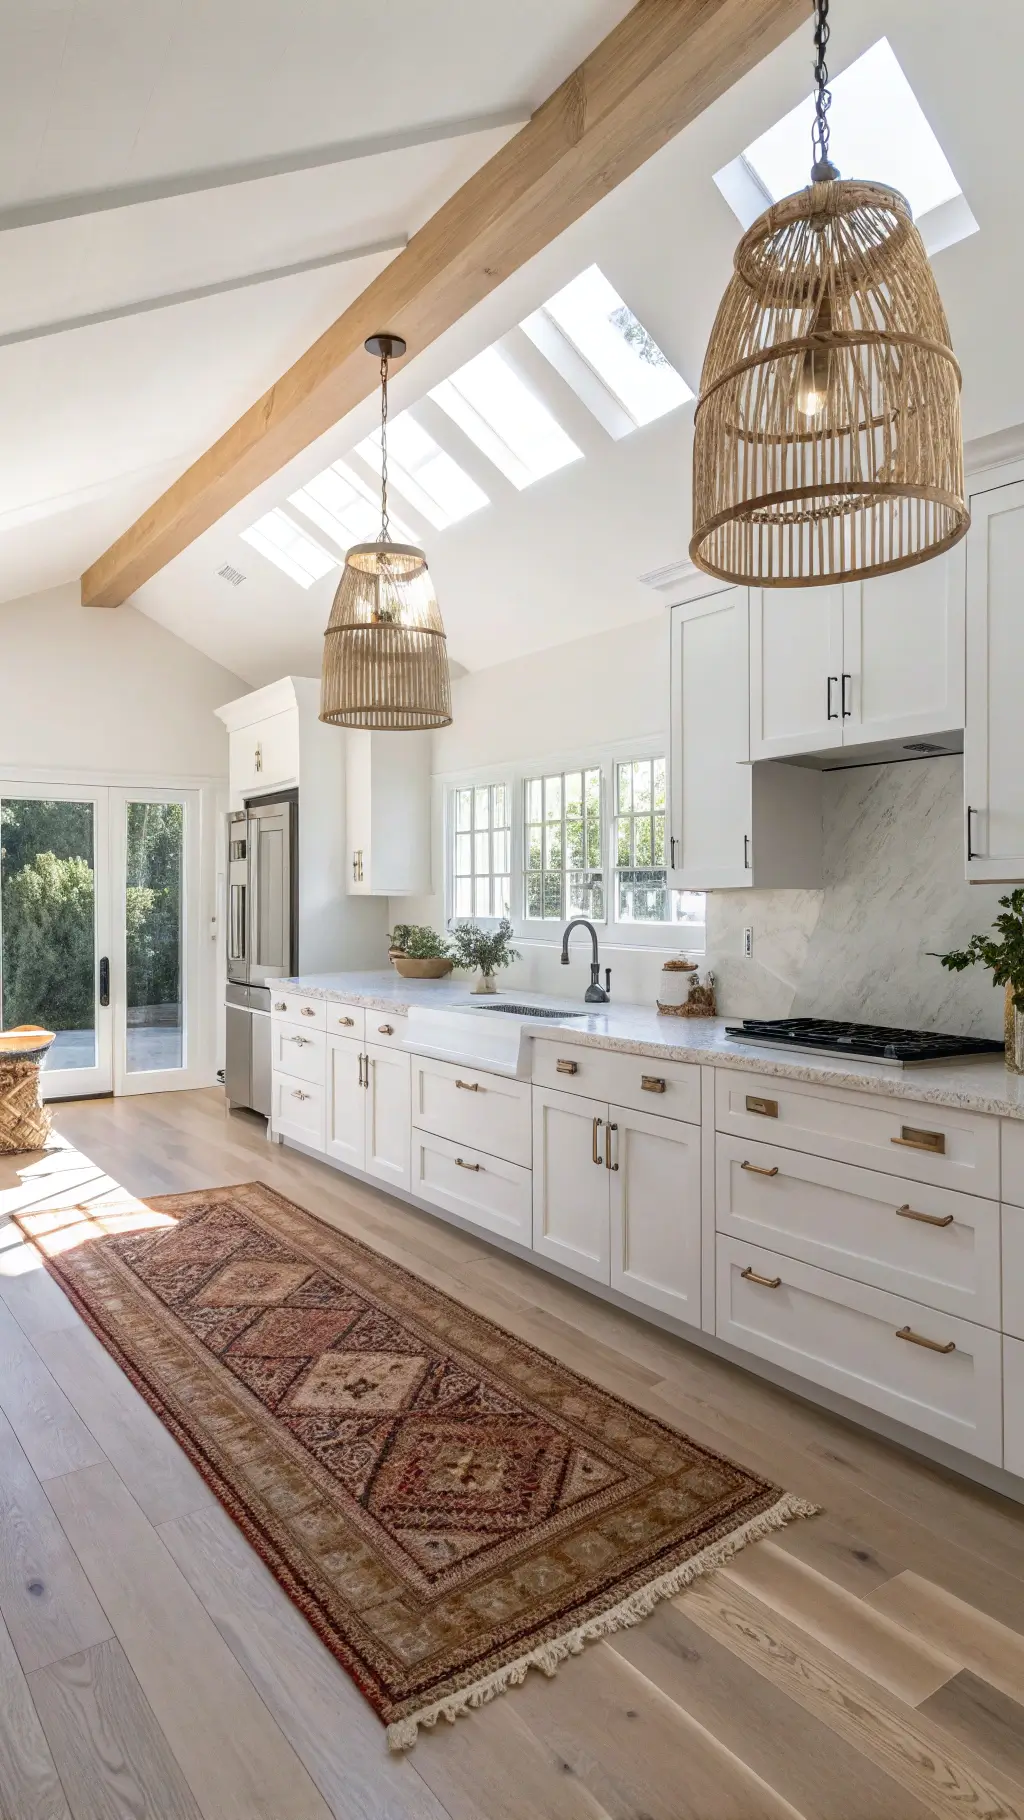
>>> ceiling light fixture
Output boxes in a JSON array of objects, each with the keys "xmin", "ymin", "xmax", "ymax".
[
  {"xmin": 690, "ymin": 0, "xmax": 968, "ymax": 588},
  {"xmin": 320, "ymin": 335, "xmax": 452, "ymax": 731}
]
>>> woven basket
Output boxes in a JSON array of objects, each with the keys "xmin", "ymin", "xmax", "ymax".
[{"xmin": 0, "ymin": 1048, "xmax": 53, "ymax": 1153}]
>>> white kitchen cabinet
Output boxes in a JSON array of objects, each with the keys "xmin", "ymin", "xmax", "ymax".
[
  {"xmin": 750, "ymin": 585, "xmax": 843, "ymax": 759},
  {"xmin": 326, "ymin": 1033, "xmax": 410, "ymax": 1187},
  {"xmin": 964, "ymin": 475, "xmax": 1024, "ymax": 880},
  {"xmin": 229, "ymin": 710, "xmax": 299, "ymax": 799},
  {"xmin": 346, "ymin": 729, "xmax": 432, "ymax": 896},
  {"xmin": 750, "ymin": 558, "xmax": 962, "ymax": 761},
  {"xmin": 1005, "ymin": 1336, "xmax": 1024, "ymax": 1477},
  {"xmin": 610, "ymin": 1105, "xmax": 701, "ymax": 1324},
  {"xmin": 532, "ymin": 1085, "xmax": 611, "ymax": 1283},
  {"xmin": 667, "ymin": 588, "xmax": 822, "ymax": 891},
  {"xmin": 271, "ymin": 1071, "xmax": 325, "ymax": 1150}
]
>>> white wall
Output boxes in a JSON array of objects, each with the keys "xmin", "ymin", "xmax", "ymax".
[{"xmin": 0, "ymin": 582, "xmax": 245, "ymax": 779}]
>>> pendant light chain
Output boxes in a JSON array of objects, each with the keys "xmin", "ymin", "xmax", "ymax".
[
  {"xmin": 810, "ymin": 0, "xmax": 838, "ymax": 181},
  {"xmin": 378, "ymin": 348, "xmax": 391, "ymax": 544}
]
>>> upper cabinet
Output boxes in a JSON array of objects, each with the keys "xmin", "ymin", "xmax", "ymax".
[
  {"xmin": 750, "ymin": 557, "xmax": 964, "ymax": 761},
  {"xmin": 346, "ymin": 730, "xmax": 432, "ymax": 897},
  {"xmin": 964, "ymin": 474, "xmax": 1024, "ymax": 881},
  {"xmin": 668, "ymin": 587, "xmax": 821, "ymax": 892},
  {"xmin": 218, "ymin": 680, "xmax": 303, "ymax": 804}
]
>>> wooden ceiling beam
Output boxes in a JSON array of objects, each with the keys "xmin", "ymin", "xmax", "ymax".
[{"xmin": 81, "ymin": 0, "xmax": 807, "ymax": 608}]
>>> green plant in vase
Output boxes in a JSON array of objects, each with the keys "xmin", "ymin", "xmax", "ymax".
[
  {"xmin": 938, "ymin": 888, "xmax": 1024, "ymax": 1071},
  {"xmin": 450, "ymin": 918, "xmax": 520, "ymax": 995}
]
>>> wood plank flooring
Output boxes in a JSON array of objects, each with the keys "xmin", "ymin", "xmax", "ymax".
[{"xmin": 0, "ymin": 1087, "xmax": 1022, "ymax": 1819}]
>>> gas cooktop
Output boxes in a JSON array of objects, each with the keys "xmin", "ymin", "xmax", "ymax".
[{"xmin": 724, "ymin": 1017, "xmax": 1005, "ymax": 1068}]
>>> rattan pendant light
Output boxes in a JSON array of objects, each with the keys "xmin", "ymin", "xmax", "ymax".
[
  {"xmin": 690, "ymin": 0, "xmax": 969, "ymax": 587},
  {"xmin": 320, "ymin": 334, "xmax": 452, "ymax": 729}
]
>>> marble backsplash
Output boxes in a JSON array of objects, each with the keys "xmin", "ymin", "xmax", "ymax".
[{"xmin": 707, "ymin": 754, "xmax": 1008, "ymax": 1038}]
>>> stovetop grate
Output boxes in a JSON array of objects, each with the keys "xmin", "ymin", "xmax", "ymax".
[{"xmin": 724, "ymin": 1017, "xmax": 1004, "ymax": 1065}]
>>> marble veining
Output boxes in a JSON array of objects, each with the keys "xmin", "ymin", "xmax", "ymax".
[{"xmin": 277, "ymin": 972, "xmax": 1024, "ymax": 1119}]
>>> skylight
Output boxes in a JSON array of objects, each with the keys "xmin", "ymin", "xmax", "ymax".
[
  {"xmin": 431, "ymin": 346, "xmax": 582, "ymax": 489},
  {"xmin": 716, "ymin": 38, "xmax": 976, "ymax": 255},
  {"xmin": 289, "ymin": 459, "xmax": 416, "ymax": 551},
  {"xmin": 240, "ymin": 509, "xmax": 338, "ymax": 588},
  {"xmin": 523, "ymin": 266, "xmax": 692, "ymax": 429},
  {"xmin": 355, "ymin": 411, "xmax": 488, "ymax": 531}
]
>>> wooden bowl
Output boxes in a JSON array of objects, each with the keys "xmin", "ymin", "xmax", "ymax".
[{"xmin": 391, "ymin": 956, "xmax": 454, "ymax": 979}]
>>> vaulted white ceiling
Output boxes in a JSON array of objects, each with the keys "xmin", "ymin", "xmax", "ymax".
[{"xmin": 3, "ymin": 0, "xmax": 1022, "ymax": 686}]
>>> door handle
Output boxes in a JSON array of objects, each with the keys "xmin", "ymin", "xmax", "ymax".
[
  {"xmin": 670, "ymin": 835, "xmax": 678, "ymax": 868},
  {"xmin": 604, "ymin": 1122, "xmax": 618, "ymax": 1171},
  {"xmin": 740, "ymin": 1160, "xmax": 779, "ymax": 1177},
  {"xmin": 592, "ymin": 1115, "xmax": 604, "ymax": 1165},
  {"xmin": 841, "ymin": 672, "xmax": 852, "ymax": 718},
  {"xmin": 357, "ymin": 1053, "xmax": 364, "ymax": 1087},
  {"xmin": 455, "ymin": 1157, "xmax": 482, "ymax": 1172},
  {"xmin": 896, "ymin": 1203, "xmax": 954, "ymax": 1228},
  {"xmin": 741, "ymin": 1265, "xmax": 782, "ymax": 1288},
  {"xmin": 966, "ymin": 804, "xmax": 978, "ymax": 861},
  {"xmin": 743, "ymin": 833, "xmax": 751, "ymax": 870},
  {"xmin": 363, "ymin": 1053, "xmax": 370, "ymax": 1089},
  {"xmin": 99, "ymin": 956, "xmax": 110, "ymax": 1007},
  {"xmin": 827, "ymin": 675, "xmax": 839, "ymax": 720},
  {"xmin": 896, "ymin": 1325, "xmax": 956, "ymax": 1354}
]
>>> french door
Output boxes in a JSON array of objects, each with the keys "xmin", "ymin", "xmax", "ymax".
[{"xmin": 0, "ymin": 783, "xmax": 202, "ymax": 1099}]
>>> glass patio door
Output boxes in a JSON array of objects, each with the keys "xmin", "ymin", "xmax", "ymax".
[
  {"xmin": 0, "ymin": 786, "xmax": 113, "ymax": 1098},
  {"xmin": 111, "ymin": 788, "xmax": 201, "ymax": 1096}
]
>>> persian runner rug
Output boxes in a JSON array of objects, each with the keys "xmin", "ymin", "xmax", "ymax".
[{"xmin": 21, "ymin": 1181, "xmax": 816, "ymax": 1747}]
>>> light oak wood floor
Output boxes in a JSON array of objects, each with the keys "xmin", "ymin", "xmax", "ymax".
[{"xmin": 1, "ymin": 1087, "xmax": 1024, "ymax": 1820}]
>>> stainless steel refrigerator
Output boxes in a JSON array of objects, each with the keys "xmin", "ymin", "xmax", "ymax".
[{"xmin": 225, "ymin": 794, "xmax": 296, "ymax": 1115}]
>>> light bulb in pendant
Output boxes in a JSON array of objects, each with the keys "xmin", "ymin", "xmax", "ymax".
[{"xmin": 797, "ymin": 292, "xmax": 832, "ymax": 420}]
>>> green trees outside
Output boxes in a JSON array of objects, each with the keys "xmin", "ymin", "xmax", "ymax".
[{"xmin": 0, "ymin": 799, "xmax": 182, "ymax": 1033}]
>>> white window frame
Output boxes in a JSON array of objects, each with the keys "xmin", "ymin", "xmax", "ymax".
[
  {"xmin": 442, "ymin": 741, "xmax": 705, "ymax": 953},
  {"xmin": 522, "ymin": 762, "xmax": 605, "ymax": 927},
  {"xmin": 448, "ymin": 781, "xmax": 513, "ymax": 924}
]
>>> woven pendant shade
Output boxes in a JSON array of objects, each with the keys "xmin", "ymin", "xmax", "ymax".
[
  {"xmin": 690, "ymin": 178, "xmax": 969, "ymax": 587},
  {"xmin": 320, "ymin": 542, "xmax": 452, "ymax": 730}
]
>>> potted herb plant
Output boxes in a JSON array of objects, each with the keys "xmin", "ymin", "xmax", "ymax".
[
  {"xmin": 450, "ymin": 918, "xmax": 520, "ymax": 995},
  {"xmin": 386, "ymin": 924, "xmax": 454, "ymax": 980},
  {"xmin": 938, "ymin": 888, "xmax": 1024, "ymax": 1071}
]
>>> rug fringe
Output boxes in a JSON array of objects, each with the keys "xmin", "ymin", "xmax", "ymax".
[{"xmin": 386, "ymin": 1490, "xmax": 819, "ymax": 1750}]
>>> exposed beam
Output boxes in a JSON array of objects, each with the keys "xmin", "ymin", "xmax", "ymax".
[
  {"xmin": 0, "ymin": 109, "xmax": 527, "ymax": 234},
  {"xmin": 0, "ymin": 237, "xmax": 405, "ymax": 351},
  {"xmin": 82, "ymin": 0, "xmax": 808, "ymax": 609}
]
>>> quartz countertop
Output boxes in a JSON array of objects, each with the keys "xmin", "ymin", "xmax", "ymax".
[{"xmin": 276, "ymin": 971, "xmax": 1024, "ymax": 1119}]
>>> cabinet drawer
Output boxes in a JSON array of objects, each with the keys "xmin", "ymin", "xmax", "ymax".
[
  {"xmin": 715, "ymin": 1069, "xmax": 999, "ymax": 1199},
  {"xmin": 324, "ymin": 1001, "xmax": 366, "ymax": 1040},
  {"xmin": 270, "ymin": 992, "xmax": 327, "ymax": 1031},
  {"xmin": 364, "ymin": 1010, "xmax": 407, "ymax": 1049},
  {"xmin": 414, "ymin": 1131, "xmax": 532, "ymax": 1246},
  {"xmin": 532, "ymin": 1042, "xmax": 700, "ymax": 1124},
  {"xmin": 1005, "ymin": 1336, "xmax": 1024, "ymax": 1479},
  {"xmin": 716, "ymin": 1135, "xmax": 1001, "ymax": 1328},
  {"xmin": 1003, "ymin": 1203, "xmax": 1024, "ymax": 1340},
  {"xmin": 271, "ymin": 1023, "xmax": 326, "ymax": 1086},
  {"xmin": 412, "ymin": 1056, "xmax": 531, "ymax": 1168},
  {"xmin": 716, "ymin": 1236, "xmax": 1003, "ymax": 1464},
  {"xmin": 1001, "ymin": 1120, "xmax": 1024, "ymax": 1209},
  {"xmin": 272, "ymin": 1071, "xmax": 325, "ymax": 1150}
]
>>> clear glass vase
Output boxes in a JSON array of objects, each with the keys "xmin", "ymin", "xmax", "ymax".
[{"xmin": 1005, "ymin": 982, "xmax": 1024, "ymax": 1073}]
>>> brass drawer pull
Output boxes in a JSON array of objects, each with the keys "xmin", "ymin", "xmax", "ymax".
[
  {"xmin": 896, "ymin": 1203, "xmax": 954, "ymax": 1228},
  {"xmin": 284, "ymin": 1034, "xmax": 309, "ymax": 1046},
  {"xmin": 896, "ymin": 1325, "xmax": 956, "ymax": 1354},
  {"xmin": 891, "ymin": 1125, "xmax": 945, "ymax": 1155},
  {"xmin": 741, "ymin": 1161, "xmax": 779, "ymax": 1177},
  {"xmin": 301, "ymin": 1006, "xmax": 317, "ymax": 1018},
  {"xmin": 337, "ymin": 1015, "xmax": 355, "ymax": 1026},
  {"xmin": 746, "ymin": 1095, "xmax": 778, "ymax": 1118},
  {"xmin": 378, "ymin": 1024, "xmax": 394, "ymax": 1035},
  {"xmin": 741, "ymin": 1266, "xmax": 782, "ymax": 1288},
  {"xmin": 556, "ymin": 1058, "xmax": 578, "ymax": 1075},
  {"xmin": 641, "ymin": 1075, "xmax": 667, "ymax": 1093},
  {"xmin": 605, "ymin": 1122, "xmax": 618, "ymax": 1172},
  {"xmin": 274, "ymin": 1000, "xmax": 287, "ymax": 1011},
  {"xmin": 291, "ymin": 1089, "xmax": 310, "ymax": 1101},
  {"xmin": 592, "ymin": 1115, "xmax": 604, "ymax": 1165},
  {"xmin": 455, "ymin": 1078, "xmax": 481, "ymax": 1092},
  {"xmin": 455, "ymin": 1157, "xmax": 482, "ymax": 1172}
]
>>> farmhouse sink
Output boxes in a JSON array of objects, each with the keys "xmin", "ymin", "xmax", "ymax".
[{"xmin": 405, "ymin": 997, "xmax": 587, "ymax": 1077}]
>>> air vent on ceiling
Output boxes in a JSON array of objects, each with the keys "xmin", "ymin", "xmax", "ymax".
[
  {"xmin": 902, "ymin": 741, "xmax": 947, "ymax": 754},
  {"xmin": 217, "ymin": 563, "xmax": 246, "ymax": 587}
]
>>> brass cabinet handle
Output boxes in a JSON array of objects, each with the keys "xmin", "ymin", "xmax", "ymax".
[
  {"xmin": 455, "ymin": 1079, "xmax": 481, "ymax": 1092},
  {"xmin": 378, "ymin": 1024, "xmax": 394, "ymax": 1035},
  {"xmin": 896, "ymin": 1203, "xmax": 954, "ymax": 1228},
  {"xmin": 362, "ymin": 1053, "xmax": 370, "ymax": 1089},
  {"xmin": 745, "ymin": 1095, "xmax": 778, "ymax": 1118},
  {"xmin": 605, "ymin": 1122, "xmax": 618, "ymax": 1172},
  {"xmin": 592, "ymin": 1115, "xmax": 604, "ymax": 1165},
  {"xmin": 641, "ymin": 1075, "xmax": 666, "ymax": 1094},
  {"xmin": 455, "ymin": 1157, "xmax": 482, "ymax": 1172},
  {"xmin": 891, "ymin": 1125, "xmax": 945, "ymax": 1155},
  {"xmin": 357, "ymin": 1053, "xmax": 364, "ymax": 1087},
  {"xmin": 556, "ymin": 1058, "xmax": 578, "ymax": 1075},
  {"xmin": 896, "ymin": 1325, "xmax": 956, "ymax": 1354},
  {"xmin": 741, "ymin": 1160, "xmax": 779, "ymax": 1177},
  {"xmin": 337, "ymin": 1015, "xmax": 355, "ymax": 1027},
  {"xmin": 274, "ymin": 1000, "xmax": 287, "ymax": 1011},
  {"xmin": 291, "ymin": 1089, "xmax": 310, "ymax": 1101},
  {"xmin": 741, "ymin": 1265, "xmax": 782, "ymax": 1288},
  {"xmin": 301, "ymin": 1006, "xmax": 316, "ymax": 1018},
  {"xmin": 284, "ymin": 1034, "xmax": 310, "ymax": 1046}
]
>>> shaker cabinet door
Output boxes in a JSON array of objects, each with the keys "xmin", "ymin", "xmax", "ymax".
[
  {"xmin": 749, "ymin": 585, "xmax": 843, "ymax": 759},
  {"xmin": 668, "ymin": 587, "xmax": 753, "ymax": 889},
  {"xmin": 964, "ymin": 477, "xmax": 1024, "ymax": 880},
  {"xmin": 532, "ymin": 1086, "xmax": 610, "ymax": 1283},
  {"xmin": 610, "ymin": 1104, "xmax": 701, "ymax": 1325},
  {"xmin": 842, "ymin": 556, "xmax": 964, "ymax": 749}
]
